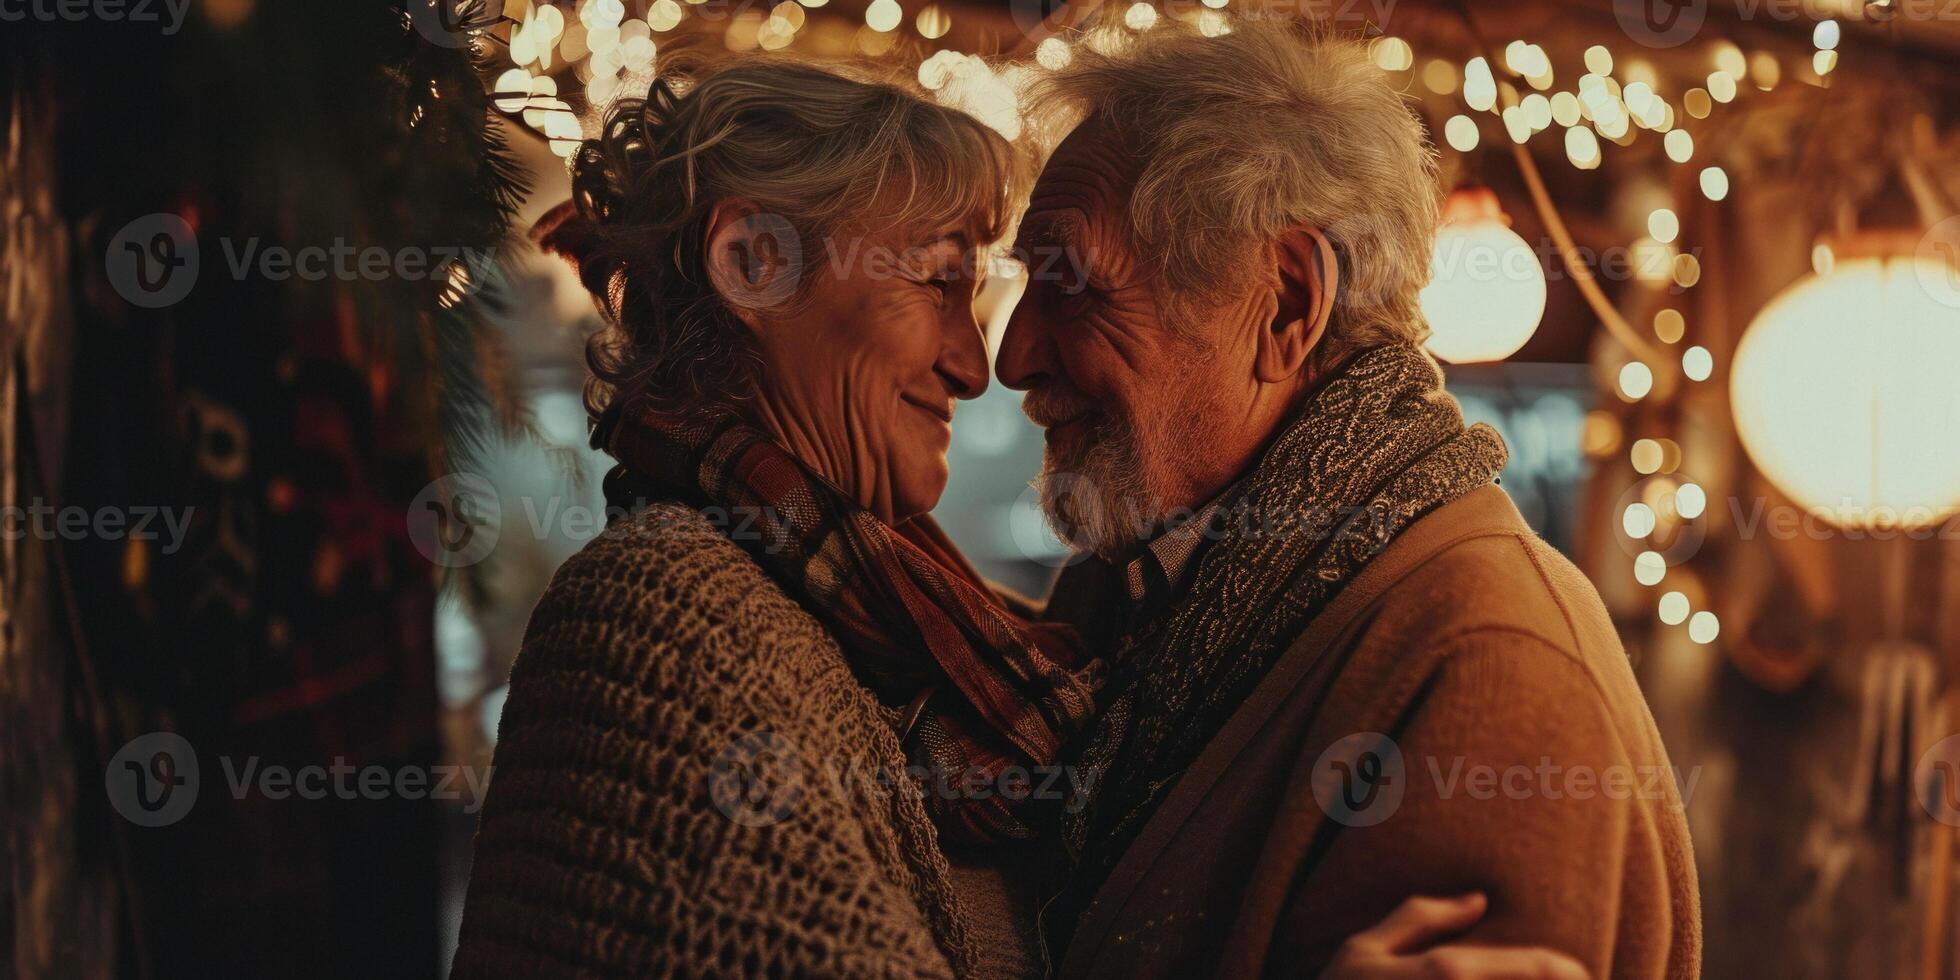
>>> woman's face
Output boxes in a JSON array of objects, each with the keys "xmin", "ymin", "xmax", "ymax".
[{"xmin": 720, "ymin": 213, "xmax": 991, "ymax": 524}]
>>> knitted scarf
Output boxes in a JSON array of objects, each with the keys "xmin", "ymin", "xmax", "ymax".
[
  {"xmin": 598, "ymin": 406, "xmax": 1103, "ymax": 844},
  {"xmin": 1050, "ymin": 343, "xmax": 1510, "ymax": 934}
]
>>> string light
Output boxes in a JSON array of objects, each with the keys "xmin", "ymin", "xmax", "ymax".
[
  {"xmin": 1675, "ymin": 482, "xmax": 1708, "ymax": 519},
  {"xmin": 1682, "ymin": 345, "xmax": 1714, "ymax": 382},
  {"xmin": 1688, "ymin": 611, "xmax": 1721, "ymax": 644},
  {"xmin": 1648, "ymin": 208, "xmax": 1680, "ymax": 244},
  {"xmin": 1659, "ymin": 591, "xmax": 1690, "ymax": 625},
  {"xmin": 1620, "ymin": 361, "xmax": 1655, "ymax": 400},
  {"xmin": 1699, "ymin": 166, "xmax": 1730, "ymax": 201}
]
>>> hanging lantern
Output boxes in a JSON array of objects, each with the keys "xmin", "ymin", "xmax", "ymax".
[
  {"xmin": 1420, "ymin": 187, "xmax": 1548, "ymax": 364},
  {"xmin": 1730, "ymin": 231, "xmax": 1960, "ymax": 529}
]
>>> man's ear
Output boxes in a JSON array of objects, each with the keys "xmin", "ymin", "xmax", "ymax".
[
  {"xmin": 1256, "ymin": 225, "xmax": 1338, "ymax": 384},
  {"xmin": 704, "ymin": 199, "xmax": 800, "ymax": 325}
]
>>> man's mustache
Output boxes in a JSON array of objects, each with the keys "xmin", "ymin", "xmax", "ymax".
[{"xmin": 1021, "ymin": 386, "xmax": 1098, "ymax": 428}]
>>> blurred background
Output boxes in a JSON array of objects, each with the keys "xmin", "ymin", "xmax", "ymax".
[{"xmin": 4, "ymin": 0, "xmax": 1960, "ymax": 977}]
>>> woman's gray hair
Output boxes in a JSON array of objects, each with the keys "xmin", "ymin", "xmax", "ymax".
[
  {"xmin": 558, "ymin": 49, "xmax": 1027, "ymax": 424},
  {"xmin": 1034, "ymin": 18, "xmax": 1441, "ymax": 364}
]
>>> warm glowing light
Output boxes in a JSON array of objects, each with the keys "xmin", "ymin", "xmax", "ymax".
[
  {"xmin": 1648, "ymin": 208, "xmax": 1680, "ymax": 244},
  {"xmin": 1664, "ymin": 129, "xmax": 1693, "ymax": 163},
  {"xmin": 1035, "ymin": 36, "xmax": 1071, "ymax": 70},
  {"xmin": 1521, "ymin": 93, "xmax": 1552, "ymax": 130},
  {"xmin": 1419, "ymin": 189, "xmax": 1547, "ymax": 364},
  {"xmin": 1673, "ymin": 253, "xmax": 1702, "ymax": 288},
  {"xmin": 1123, "ymin": 2, "xmax": 1158, "ymax": 30},
  {"xmin": 1634, "ymin": 550, "xmax": 1667, "ymax": 586},
  {"xmin": 648, "ymin": 0, "xmax": 683, "ymax": 29},
  {"xmin": 1814, "ymin": 20, "xmax": 1840, "ymax": 49},
  {"xmin": 1619, "ymin": 361, "xmax": 1654, "ymax": 400},
  {"xmin": 1444, "ymin": 114, "xmax": 1480, "ymax": 152},
  {"xmin": 1713, "ymin": 42, "xmax": 1747, "ymax": 77},
  {"xmin": 1631, "ymin": 438, "xmax": 1664, "ymax": 474},
  {"xmin": 1659, "ymin": 591, "xmax": 1690, "ymax": 625},
  {"xmin": 1464, "ymin": 58, "xmax": 1497, "ymax": 112},
  {"xmin": 1700, "ymin": 166, "xmax": 1730, "ymax": 201},
  {"xmin": 1655, "ymin": 309, "xmax": 1685, "ymax": 343},
  {"xmin": 1584, "ymin": 44, "xmax": 1613, "ymax": 75},
  {"xmin": 1731, "ymin": 247, "xmax": 1960, "ymax": 528},
  {"xmin": 493, "ymin": 68, "xmax": 531, "ymax": 113},
  {"xmin": 1565, "ymin": 125, "xmax": 1601, "ymax": 170},
  {"xmin": 1675, "ymin": 482, "xmax": 1707, "ymax": 519},
  {"xmin": 1551, "ymin": 91, "xmax": 1580, "ymax": 127},
  {"xmin": 1372, "ymin": 37, "xmax": 1414, "ymax": 72},
  {"xmin": 865, "ymin": 0, "xmax": 901, "ymax": 32},
  {"xmin": 1624, "ymin": 502, "xmax": 1657, "ymax": 538},
  {"xmin": 1750, "ymin": 52, "xmax": 1781, "ymax": 90},
  {"xmin": 915, "ymin": 3, "xmax": 948, "ymax": 37},
  {"xmin": 1813, "ymin": 50, "xmax": 1838, "ymax": 76},
  {"xmin": 1688, "ymin": 611, "xmax": 1720, "ymax": 644},
  {"xmin": 1423, "ymin": 59, "xmax": 1458, "ymax": 95},
  {"xmin": 1708, "ymin": 71, "xmax": 1738, "ymax": 103},
  {"xmin": 1682, "ymin": 345, "xmax": 1713, "ymax": 381},
  {"xmin": 1502, "ymin": 106, "xmax": 1531, "ymax": 144}
]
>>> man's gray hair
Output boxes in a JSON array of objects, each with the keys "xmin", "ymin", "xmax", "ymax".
[{"xmin": 1036, "ymin": 18, "xmax": 1441, "ymax": 363}]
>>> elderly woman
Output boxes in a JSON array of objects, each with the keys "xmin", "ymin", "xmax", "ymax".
[{"xmin": 452, "ymin": 53, "xmax": 1581, "ymax": 980}]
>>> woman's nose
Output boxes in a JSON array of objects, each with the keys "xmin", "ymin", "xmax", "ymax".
[{"xmin": 938, "ymin": 313, "xmax": 991, "ymax": 400}]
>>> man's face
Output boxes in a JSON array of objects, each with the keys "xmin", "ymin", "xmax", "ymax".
[{"xmin": 997, "ymin": 119, "xmax": 1270, "ymax": 559}]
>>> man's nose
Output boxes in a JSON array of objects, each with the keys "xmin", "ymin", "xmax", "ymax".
[{"xmin": 995, "ymin": 293, "xmax": 1055, "ymax": 392}]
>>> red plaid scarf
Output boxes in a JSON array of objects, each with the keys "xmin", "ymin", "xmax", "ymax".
[{"xmin": 600, "ymin": 406, "xmax": 1102, "ymax": 843}]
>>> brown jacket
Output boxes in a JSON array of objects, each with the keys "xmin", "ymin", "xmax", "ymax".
[{"xmin": 1056, "ymin": 485, "xmax": 1701, "ymax": 979}]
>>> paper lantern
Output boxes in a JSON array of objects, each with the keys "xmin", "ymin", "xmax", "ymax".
[
  {"xmin": 1420, "ymin": 188, "xmax": 1547, "ymax": 364},
  {"xmin": 1730, "ymin": 233, "xmax": 1960, "ymax": 529}
]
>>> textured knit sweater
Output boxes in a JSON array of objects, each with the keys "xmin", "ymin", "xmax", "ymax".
[{"xmin": 451, "ymin": 503, "xmax": 981, "ymax": 978}]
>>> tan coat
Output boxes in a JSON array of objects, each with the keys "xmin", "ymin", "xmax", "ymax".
[{"xmin": 1055, "ymin": 485, "xmax": 1702, "ymax": 979}]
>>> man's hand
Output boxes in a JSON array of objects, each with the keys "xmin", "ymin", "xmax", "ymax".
[{"xmin": 1322, "ymin": 893, "xmax": 1588, "ymax": 979}]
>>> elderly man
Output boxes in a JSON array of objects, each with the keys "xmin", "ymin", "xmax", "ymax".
[{"xmin": 997, "ymin": 20, "xmax": 1701, "ymax": 980}]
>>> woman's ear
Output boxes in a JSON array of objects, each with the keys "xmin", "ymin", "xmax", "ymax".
[
  {"xmin": 704, "ymin": 199, "xmax": 802, "ymax": 325},
  {"xmin": 1256, "ymin": 225, "xmax": 1338, "ymax": 384}
]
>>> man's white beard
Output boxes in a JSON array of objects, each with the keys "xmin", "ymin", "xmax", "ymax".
[{"xmin": 1034, "ymin": 412, "xmax": 1160, "ymax": 561}]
